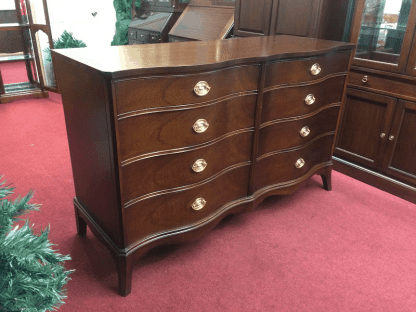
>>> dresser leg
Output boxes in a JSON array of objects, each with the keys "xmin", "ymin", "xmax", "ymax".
[
  {"xmin": 114, "ymin": 253, "xmax": 134, "ymax": 297},
  {"xmin": 74, "ymin": 204, "xmax": 87, "ymax": 237},
  {"xmin": 320, "ymin": 167, "xmax": 332, "ymax": 191}
]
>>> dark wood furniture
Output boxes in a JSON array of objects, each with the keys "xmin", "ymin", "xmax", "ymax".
[
  {"xmin": 333, "ymin": 0, "xmax": 416, "ymax": 204},
  {"xmin": 234, "ymin": 0, "xmax": 356, "ymax": 41},
  {"xmin": 168, "ymin": 4, "xmax": 234, "ymax": 42},
  {"xmin": 147, "ymin": 0, "xmax": 189, "ymax": 13},
  {"xmin": 0, "ymin": 0, "xmax": 55, "ymax": 104},
  {"xmin": 128, "ymin": 12, "xmax": 174, "ymax": 44},
  {"xmin": 128, "ymin": 0, "xmax": 189, "ymax": 45},
  {"xmin": 0, "ymin": 10, "xmax": 25, "ymax": 53},
  {"xmin": 52, "ymin": 35, "xmax": 354, "ymax": 296}
]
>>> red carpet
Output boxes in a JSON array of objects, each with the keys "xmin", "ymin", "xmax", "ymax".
[
  {"xmin": 1, "ymin": 92, "xmax": 415, "ymax": 312},
  {"xmin": 0, "ymin": 61, "xmax": 29, "ymax": 84}
]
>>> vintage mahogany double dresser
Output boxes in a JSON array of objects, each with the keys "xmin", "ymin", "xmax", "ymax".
[{"xmin": 52, "ymin": 35, "xmax": 354, "ymax": 296}]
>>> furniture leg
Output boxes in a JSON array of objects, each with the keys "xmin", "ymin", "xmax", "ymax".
[
  {"xmin": 113, "ymin": 253, "xmax": 134, "ymax": 297},
  {"xmin": 320, "ymin": 167, "xmax": 332, "ymax": 191},
  {"xmin": 74, "ymin": 204, "xmax": 87, "ymax": 237}
]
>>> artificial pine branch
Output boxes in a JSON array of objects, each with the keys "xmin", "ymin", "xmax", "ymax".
[
  {"xmin": 0, "ymin": 177, "xmax": 73, "ymax": 312},
  {"xmin": 44, "ymin": 31, "xmax": 87, "ymax": 63}
]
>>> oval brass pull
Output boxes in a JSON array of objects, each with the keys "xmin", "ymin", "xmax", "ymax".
[
  {"xmin": 193, "ymin": 119, "xmax": 209, "ymax": 133},
  {"xmin": 389, "ymin": 135, "xmax": 395, "ymax": 141},
  {"xmin": 362, "ymin": 75, "xmax": 368, "ymax": 83},
  {"xmin": 380, "ymin": 133, "xmax": 386, "ymax": 138},
  {"xmin": 300, "ymin": 126, "xmax": 310, "ymax": 137},
  {"xmin": 310, "ymin": 63, "xmax": 321, "ymax": 76},
  {"xmin": 192, "ymin": 197, "xmax": 206, "ymax": 211},
  {"xmin": 192, "ymin": 159, "xmax": 207, "ymax": 173},
  {"xmin": 304, "ymin": 94, "xmax": 316, "ymax": 106},
  {"xmin": 194, "ymin": 81, "xmax": 211, "ymax": 96},
  {"xmin": 295, "ymin": 158, "xmax": 305, "ymax": 169}
]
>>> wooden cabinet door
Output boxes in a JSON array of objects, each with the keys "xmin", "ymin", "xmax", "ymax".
[
  {"xmin": 234, "ymin": 0, "xmax": 274, "ymax": 37},
  {"xmin": 381, "ymin": 100, "xmax": 416, "ymax": 185},
  {"xmin": 335, "ymin": 88, "xmax": 397, "ymax": 169},
  {"xmin": 271, "ymin": 0, "xmax": 323, "ymax": 37}
]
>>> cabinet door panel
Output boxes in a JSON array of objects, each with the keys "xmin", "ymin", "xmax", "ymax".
[
  {"xmin": 272, "ymin": 0, "xmax": 322, "ymax": 37},
  {"xmin": 335, "ymin": 88, "xmax": 396, "ymax": 169},
  {"xmin": 381, "ymin": 100, "xmax": 416, "ymax": 185},
  {"xmin": 234, "ymin": 0, "xmax": 274, "ymax": 37}
]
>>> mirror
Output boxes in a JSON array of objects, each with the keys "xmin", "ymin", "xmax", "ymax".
[{"xmin": 355, "ymin": 0, "xmax": 412, "ymax": 65}]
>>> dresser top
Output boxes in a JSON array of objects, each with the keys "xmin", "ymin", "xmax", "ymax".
[{"xmin": 51, "ymin": 35, "xmax": 354, "ymax": 79}]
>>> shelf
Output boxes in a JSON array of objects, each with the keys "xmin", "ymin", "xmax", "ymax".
[
  {"xmin": 0, "ymin": 54, "xmax": 34, "ymax": 63},
  {"xmin": 0, "ymin": 23, "xmax": 30, "ymax": 31},
  {"xmin": 4, "ymin": 81, "xmax": 38, "ymax": 93},
  {"xmin": 1, "ymin": 82, "xmax": 48, "ymax": 104}
]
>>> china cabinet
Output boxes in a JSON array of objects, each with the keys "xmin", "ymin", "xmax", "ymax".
[
  {"xmin": 0, "ymin": 0, "xmax": 55, "ymax": 103},
  {"xmin": 334, "ymin": 0, "xmax": 416, "ymax": 204},
  {"xmin": 233, "ymin": 0, "xmax": 356, "ymax": 41}
]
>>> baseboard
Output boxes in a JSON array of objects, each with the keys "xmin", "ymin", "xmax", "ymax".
[{"xmin": 332, "ymin": 156, "xmax": 416, "ymax": 205}]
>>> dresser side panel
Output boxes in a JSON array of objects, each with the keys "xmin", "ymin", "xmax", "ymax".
[{"xmin": 52, "ymin": 54, "xmax": 122, "ymax": 247}]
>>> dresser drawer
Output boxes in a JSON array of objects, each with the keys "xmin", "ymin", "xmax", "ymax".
[
  {"xmin": 124, "ymin": 165, "xmax": 251, "ymax": 246},
  {"xmin": 136, "ymin": 30, "xmax": 150, "ymax": 42},
  {"xmin": 117, "ymin": 94, "xmax": 256, "ymax": 162},
  {"xmin": 262, "ymin": 75, "xmax": 345, "ymax": 122},
  {"xmin": 128, "ymin": 29, "xmax": 137, "ymax": 40},
  {"xmin": 258, "ymin": 105, "xmax": 340, "ymax": 156},
  {"xmin": 253, "ymin": 134, "xmax": 334, "ymax": 192},
  {"xmin": 264, "ymin": 52, "xmax": 350, "ymax": 88},
  {"xmin": 114, "ymin": 64, "xmax": 260, "ymax": 115},
  {"xmin": 348, "ymin": 69, "xmax": 416, "ymax": 100},
  {"xmin": 121, "ymin": 131, "xmax": 253, "ymax": 205}
]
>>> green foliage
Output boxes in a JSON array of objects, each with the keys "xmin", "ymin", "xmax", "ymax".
[
  {"xmin": 0, "ymin": 177, "xmax": 73, "ymax": 312},
  {"xmin": 111, "ymin": 0, "xmax": 141, "ymax": 46},
  {"xmin": 44, "ymin": 31, "xmax": 87, "ymax": 63}
]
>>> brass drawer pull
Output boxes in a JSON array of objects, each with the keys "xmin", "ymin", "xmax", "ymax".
[
  {"xmin": 389, "ymin": 135, "xmax": 395, "ymax": 141},
  {"xmin": 295, "ymin": 158, "xmax": 305, "ymax": 169},
  {"xmin": 194, "ymin": 81, "xmax": 211, "ymax": 96},
  {"xmin": 192, "ymin": 159, "xmax": 207, "ymax": 173},
  {"xmin": 310, "ymin": 63, "xmax": 321, "ymax": 76},
  {"xmin": 380, "ymin": 133, "xmax": 386, "ymax": 138},
  {"xmin": 362, "ymin": 75, "xmax": 368, "ymax": 83},
  {"xmin": 192, "ymin": 197, "xmax": 206, "ymax": 211},
  {"xmin": 304, "ymin": 94, "xmax": 316, "ymax": 105},
  {"xmin": 300, "ymin": 126, "xmax": 310, "ymax": 137},
  {"xmin": 193, "ymin": 119, "xmax": 209, "ymax": 133}
]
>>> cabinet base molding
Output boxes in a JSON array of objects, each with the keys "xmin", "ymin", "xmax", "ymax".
[{"xmin": 332, "ymin": 156, "xmax": 416, "ymax": 205}]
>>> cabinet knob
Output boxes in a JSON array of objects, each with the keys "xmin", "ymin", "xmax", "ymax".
[
  {"xmin": 362, "ymin": 75, "xmax": 368, "ymax": 83},
  {"xmin": 295, "ymin": 158, "xmax": 305, "ymax": 169},
  {"xmin": 192, "ymin": 197, "xmax": 206, "ymax": 211},
  {"xmin": 193, "ymin": 119, "xmax": 209, "ymax": 133},
  {"xmin": 300, "ymin": 126, "xmax": 310, "ymax": 137},
  {"xmin": 380, "ymin": 133, "xmax": 386, "ymax": 138},
  {"xmin": 310, "ymin": 63, "xmax": 321, "ymax": 76},
  {"xmin": 192, "ymin": 159, "xmax": 207, "ymax": 173},
  {"xmin": 304, "ymin": 94, "xmax": 316, "ymax": 106},
  {"xmin": 389, "ymin": 135, "xmax": 395, "ymax": 141},
  {"xmin": 194, "ymin": 81, "xmax": 211, "ymax": 96}
]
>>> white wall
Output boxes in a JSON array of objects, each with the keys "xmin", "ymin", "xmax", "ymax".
[
  {"xmin": 0, "ymin": 0, "xmax": 117, "ymax": 47},
  {"xmin": 46, "ymin": 0, "xmax": 117, "ymax": 47}
]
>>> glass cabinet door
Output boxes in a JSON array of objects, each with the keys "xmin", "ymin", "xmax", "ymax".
[
  {"xmin": 405, "ymin": 15, "xmax": 416, "ymax": 76},
  {"xmin": 351, "ymin": 0, "xmax": 416, "ymax": 73}
]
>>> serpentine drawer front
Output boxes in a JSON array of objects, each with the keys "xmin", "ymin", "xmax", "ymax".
[{"xmin": 51, "ymin": 35, "xmax": 354, "ymax": 296}]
